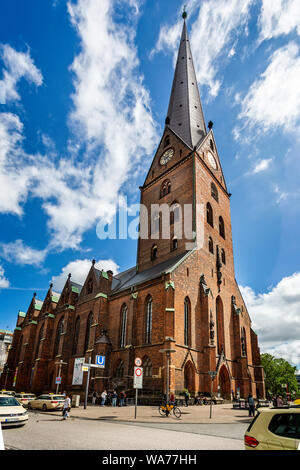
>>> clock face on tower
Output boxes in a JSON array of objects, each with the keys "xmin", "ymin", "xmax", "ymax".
[
  {"xmin": 207, "ymin": 151, "xmax": 217, "ymax": 170},
  {"xmin": 160, "ymin": 148, "xmax": 174, "ymax": 166}
]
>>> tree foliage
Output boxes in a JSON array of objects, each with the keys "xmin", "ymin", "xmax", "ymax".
[{"xmin": 261, "ymin": 353, "xmax": 299, "ymax": 396}]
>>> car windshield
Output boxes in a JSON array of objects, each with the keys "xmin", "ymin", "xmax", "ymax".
[
  {"xmin": 22, "ymin": 395, "xmax": 34, "ymax": 398},
  {"xmin": 52, "ymin": 396, "xmax": 65, "ymax": 400},
  {"xmin": 0, "ymin": 397, "xmax": 20, "ymax": 406}
]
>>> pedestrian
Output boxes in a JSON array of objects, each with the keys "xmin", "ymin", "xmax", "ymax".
[
  {"xmin": 277, "ymin": 395, "xmax": 283, "ymax": 407},
  {"xmin": 101, "ymin": 390, "xmax": 107, "ymax": 406},
  {"xmin": 111, "ymin": 390, "xmax": 117, "ymax": 407},
  {"xmin": 92, "ymin": 390, "xmax": 98, "ymax": 406},
  {"xmin": 272, "ymin": 395, "xmax": 277, "ymax": 407},
  {"xmin": 119, "ymin": 390, "xmax": 125, "ymax": 407},
  {"xmin": 170, "ymin": 393, "xmax": 175, "ymax": 405},
  {"xmin": 184, "ymin": 390, "xmax": 190, "ymax": 407},
  {"xmin": 247, "ymin": 393, "xmax": 255, "ymax": 417},
  {"xmin": 62, "ymin": 395, "xmax": 71, "ymax": 420}
]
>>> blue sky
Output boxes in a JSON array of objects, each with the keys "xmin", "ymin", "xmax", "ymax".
[{"xmin": 0, "ymin": 0, "xmax": 300, "ymax": 369}]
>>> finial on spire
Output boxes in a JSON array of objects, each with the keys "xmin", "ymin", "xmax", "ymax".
[
  {"xmin": 182, "ymin": 5, "xmax": 187, "ymax": 19},
  {"xmin": 92, "ymin": 259, "xmax": 96, "ymax": 266}
]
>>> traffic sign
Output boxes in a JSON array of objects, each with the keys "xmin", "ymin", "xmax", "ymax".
[
  {"xmin": 83, "ymin": 363, "xmax": 103, "ymax": 369},
  {"xmin": 134, "ymin": 366, "xmax": 143, "ymax": 389},
  {"xmin": 96, "ymin": 355, "xmax": 105, "ymax": 368},
  {"xmin": 134, "ymin": 357, "xmax": 142, "ymax": 367},
  {"xmin": 55, "ymin": 377, "xmax": 61, "ymax": 384},
  {"xmin": 82, "ymin": 366, "xmax": 89, "ymax": 372}
]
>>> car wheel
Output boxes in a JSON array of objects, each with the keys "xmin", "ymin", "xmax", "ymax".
[{"xmin": 42, "ymin": 404, "xmax": 47, "ymax": 411}]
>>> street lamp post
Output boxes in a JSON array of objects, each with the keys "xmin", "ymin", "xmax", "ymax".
[
  {"xmin": 159, "ymin": 349, "xmax": 176, "ymax": 404},
  {"xmin": 4, "ymin": 368, "xmax": 10, "ymax": 389}
]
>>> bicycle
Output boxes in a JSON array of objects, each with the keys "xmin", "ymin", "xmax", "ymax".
[{"xmin": 158, "ymin": 401, "xmax": 181, "ymax": 419}]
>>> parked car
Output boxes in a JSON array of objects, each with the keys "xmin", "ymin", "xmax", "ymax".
[
  {"xmin": 28, "ymin": 394, "xmax": 65, "ymax": 411},
  {"xmin": 245, "ymin": 407, "xmax": 300, "ymax": 450},
  {"xmin": 0, "ymin": 393, "xmax": 28, "ymax": 427},
  {"xmin": 1, "ymin": 390, "xmax": 16, "ymax": 396},
  {"xmin": 15, "ymin": 393, "xmax": 36, "ymax": 407}
]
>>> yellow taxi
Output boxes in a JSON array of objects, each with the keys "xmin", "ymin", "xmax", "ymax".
[
  {"xmin": 0, "ymin": 393, "xmax": 28, "ymax": 427},
  {"xmin": 15, "ymin": 393, "xmax": 36, "ymax": 407},
  {"xmin": 1, "ymin": 390, "xmax": 16, "ymax": 396},
  {"xmin": 293, "ymin": 399, "xmax": 300, "ymax": 405},
  {"xmin": 245, "ymin": 407, "xmax": 300, "ymax": 450},
  {"xmin": 28, "ymin": 394, "xmax": 65, "ymax": 411}
]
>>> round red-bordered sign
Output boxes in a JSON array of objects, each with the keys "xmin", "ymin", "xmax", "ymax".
[
  {"xmin": 134, "ymin": 357, "xmax": 142, "ymax": 367},
  {"xmin": 135, "ymin": 367, "xmax": 142, "ymax": 377}
]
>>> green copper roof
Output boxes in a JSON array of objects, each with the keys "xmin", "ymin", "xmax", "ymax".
[
  {"xmin": 102, "ymin": 271, "xmax": 109, "ymax": 280},
  {"xmin": 71, "ymin": 285, "xmax": 79, "ymax": 293},
  {"xmin": 18, "ymin": 311, "xmax": 26, "ymax": 317}
]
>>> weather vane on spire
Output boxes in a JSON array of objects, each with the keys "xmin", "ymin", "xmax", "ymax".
[{"xmin": 182, "ymin": 4, "xmax": 187, "ymax": 19}]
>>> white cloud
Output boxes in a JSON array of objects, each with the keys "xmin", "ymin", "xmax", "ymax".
[
  {"xmin": 235, "ymin": 42, "xmax": 300, "ymax": 138},
  {"xmin": 0, "ymin": 240, "xmax": 48, "ymax": 267},
  {"xmin": 240, "ymin": 272, "xmax": 300, "ymax": 367},
  {"xmin": 51, "ymin": 257, "xmax": 119, "ymax": 291},
  {"xmin": 258, "ymin": 0, "xmax": 300, "ymax": 43},
  {"xmin": 252, "ymin": 158, "xmax": 273, "ymax": 174},
  {"xmin": 151, "ymin": 0, "xmax": 253, "ymax": 97},
  {"xmin": 0, "ymin": 1, "xmax": 158, "ymax": 252},
  {"xmin": 0, "ymin": 264, "xmax": 9, "ymax": 288},
  {"xmin": 0, "ymin": 44, "xmax": 42, "ymax": 103}
]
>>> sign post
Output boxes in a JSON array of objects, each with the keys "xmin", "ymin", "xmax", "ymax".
[
  {"xmin": 134, "ymin": 365, "xmax": 143, "ymax": 419},
  {"xmin": 55, "ymin": 360, "xmax": 67, "ymax": 394},
  {"xmin": 208, "ymin": 371, "xmax": 217, "ymax": 419},
  {"xmin": 81, "ymin": 357, "xmax": 106, "ymax": 409},
  {"xmin": 84, "ymin": 357, "xmax": 91, "ymax": 410}
]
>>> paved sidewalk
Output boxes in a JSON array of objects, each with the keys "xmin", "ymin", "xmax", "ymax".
[{"xmin": 39, "ymin": 403, "xmax": 256, "ymax": 424}]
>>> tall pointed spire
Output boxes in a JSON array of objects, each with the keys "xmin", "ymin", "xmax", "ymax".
[{"xmin": 166, "ymin": 12, "xmax": 207, "ymax": 149}]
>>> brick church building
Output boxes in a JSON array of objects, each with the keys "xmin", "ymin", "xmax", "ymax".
[{"xmin": 1, "ymin": 15, "xmax": 265, "ymax": 401}]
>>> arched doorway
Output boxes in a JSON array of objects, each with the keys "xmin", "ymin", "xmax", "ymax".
[
  {"xmin": 218, "ymin": 365, "xmax": 231, "ymax": 399},
  {"xmin": 184, "ymin": 361, "xmax": 195, "ymax": 393}
]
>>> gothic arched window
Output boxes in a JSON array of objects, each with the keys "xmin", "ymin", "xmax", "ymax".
[
  {"xmin": 151, "ymin": 244, "xmax": 158, "ymax": 261},
  {"xmin": 72, "ymin": 316, "xmax": 80, "ymax": 355},
  {"xmin": 84, "ymin": 312, "xmax": 93, "ymax": 352},
  {"xmin": 219, "ymin": 216, "xmax": 225, "ymax": 239},
  {"xmin": 120, "ymin": 304, "xmax": 128, "ymax": 348},
  {"xmin": 206, "ymin": 203, "xmax": 214, "ymax": 227},
  {"xmin": 211, "ymin": 182, "xmax": 218, "ymax": 202},
  {"xmin": 116, "ymin": 360, "xmax": 124, "ymax": 378},
  {"xmin": 160, "ymin": 180, "xmax": 171, "ymax": 198},
  {"xmin": 184, "ymin": 297, "xmax": 191, "ymax": 347},
  {"xmin": 221, "ymin": 248, "xmax": 226, "ymax": 265},
  {"xmin": 143, "ymin": 356, "xmax": 152, "ymax": 377},
  {"xmin": 87, "ymin": 279, "xmax": 93, "ymax": 294},
  {"xmin": 208, "ymin": 237, "xmax": 214, "ymax": 254},
  {"xmin": 164, "ymin": 135, "xmax": 170, "ymax": 148},
  {"xmin": 171, "ymin": 236, "xmax": 178, "ymax": 251},
  {"xmin": 53, "ymin": 317, "xmax": 64, "ymax": 357},
  {"xmin": 35, "ymin": 323, "xmax": 44, "ymax": 359},
  {"xmin": 145, "ymin": 296, "xmax": 152, "ymax": 344}
]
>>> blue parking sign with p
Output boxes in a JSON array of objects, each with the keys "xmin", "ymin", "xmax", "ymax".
[{"xmin": 96, "ymin": 355, "xmax": 105, "ymax": 368}]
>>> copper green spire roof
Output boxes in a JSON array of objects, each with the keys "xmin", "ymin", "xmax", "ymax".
[{"xmin": 165, "ymin": 16, "xmax": 207, "ymax": 149}]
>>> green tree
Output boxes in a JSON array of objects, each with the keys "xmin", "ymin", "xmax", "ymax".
[{"xmin": 261, "ymin": 353, "xmax": 299, "ymax": 397}]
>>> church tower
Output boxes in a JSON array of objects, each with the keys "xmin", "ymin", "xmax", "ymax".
[{"xmin": 137, "ymin": 12, "xmax": 230, "ymax": 276}]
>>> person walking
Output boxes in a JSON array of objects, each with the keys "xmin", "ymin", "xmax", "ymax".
[
  {"xmin": 62, "ymin": 395, "xmax": 71, "ymax": 420},
  {"xmin": 247, "ymin": 393, "xmax": 255, "ymax": 417},
  {"xmin": 184, "ymin": 390, "xmax": 190, "ymax": 407},
  {"xmin": 92, "ymin": 391, "xmax": 98, "ymax": 406},
  {"xmin": 101, "ymin": 390, "xmax": 107, "ymax": 406},
  {"xmin": 277, "ymin": 395, "xmax": 283, "ymax": 407},
  {"xmin": 119, "ymin": 391, "xmax": 125, "ymax": 407},
  {"xmin": 111, "ymin": 390, "xmax": 117, "ymax": 407}
]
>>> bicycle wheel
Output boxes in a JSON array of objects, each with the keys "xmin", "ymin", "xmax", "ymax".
[
  {"xmin": 173, "ymin": 407, "xmax": 181, "ymax": 419},
  {"xmin": 158, "ymin": 405, "xmax": 166, "ymax": 416}
]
